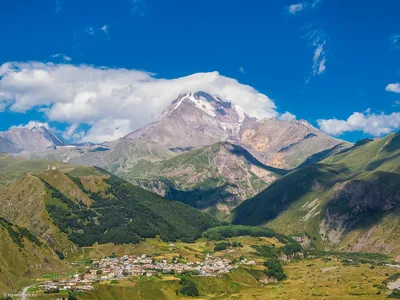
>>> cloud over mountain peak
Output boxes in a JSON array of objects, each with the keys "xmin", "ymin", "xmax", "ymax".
[{"xmin": 0, "ymin": 62, "xmax": 283, "ymax": 143}]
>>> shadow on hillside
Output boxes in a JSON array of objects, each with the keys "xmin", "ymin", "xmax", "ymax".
[
  {"xmin": 383, "ymin": 131, "xmax": 400, "ymax": 152},
  {"xmin": 366, "ymin": 152, "xmax": 400, "ymax": 171},
  {"xmin": 230, "ymin": 164, "xmax": 346, "ymax": 226},
  {"xmin": 323, "ymin": 171, "xmax": 400, "ymax": 234},
  {"xmin": 227, "ymin": 144, "xmax": 290, "ymax": 176},
  {"xmin": 168, "ymin": 182, "xmax": 239, "ymax": 210}
]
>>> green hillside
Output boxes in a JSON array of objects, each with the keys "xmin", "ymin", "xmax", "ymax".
[
  {"xmin": 0, "ymin": 166, "xmax": 219, "ymax": 254},
  {"xmin": 230, "ymin": 132, "xmax": 400, "ymax": 258},
  {"xmin": 0, "ymin": 218, "xmax": 63, "ymax": 293}
]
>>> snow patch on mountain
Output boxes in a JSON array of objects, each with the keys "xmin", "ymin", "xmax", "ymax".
[{"xmin": 188, "ymin": 94, "xmax": 217, "ymax": 117}]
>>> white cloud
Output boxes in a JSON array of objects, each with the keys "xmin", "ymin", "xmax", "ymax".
[
  {"xmin": 51, "ymin": 53, "xmax": 72, "ymax": 62},
  {"xmin": 390, "ymin": 34, "xmax": 400, "ymax": 49},
  {"xmin": 85, "ymin": 27, "xmax": 96, "ymax": 36},
  {"xmin": 11, "ymin": 121, "xmax": 50, "ymax": 130},
  {"xmin": 0, "ymin": 62, "xmax": 283, "ymax": 143},
  {"xmin": 101, "ymin": 25, "xmax": 108, "ymax": 33},
  {"xmin": 304, "ymin": 29, "xmax": 327, "ymax": 78},
  {"xmin": 386, "ymin": 83, "xmax": 400, "ymax": 94},
  {"xmin": 288, "ymin": 3, "xmax": 307, "ymax": 14},
  {"xmin": 279, "ymin": 112, "xmax": 297, "ymax": 121},
  {"xmin": 318, "ymin": 111, "xmax": 400, "ymax": 136},
  {"xmin": 287, "ymin": 0, "xmax": 321, "ymax": 15},
  {"xmin": 131, "ymin": 0, "xmax": 146, "ymax": 17},
  {"xmin": 62, "ymin": 124, "xmax": 85, "ymax": 141},
  {"xmin": 313, "ymin": 43, "xmax": 326, "ymax": 75},
  {"xmin": 82, "ymin": 118, "xmax": 133, "ymax": 143},
  {"xmin": 238, "ymin": 67, "xmax": 245, "ymax": 74},
  {"xmin": 55, "ymin": 0, "xmax": 62, "ymax": 13},
  {"xmin": 101, "ymin": 25, "xmax": 110, "ymax": 39}
]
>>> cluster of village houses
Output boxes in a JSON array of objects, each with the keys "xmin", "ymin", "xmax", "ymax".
[{"xmin": 40, "ymin": 253, "xmax": 245, "ymax": 292}]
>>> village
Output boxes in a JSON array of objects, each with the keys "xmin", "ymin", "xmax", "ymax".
[{"xmin": 38, "ymin": 252, "xmax": 246, "ymax": 293}]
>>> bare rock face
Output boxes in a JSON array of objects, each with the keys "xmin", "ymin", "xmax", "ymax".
[
  {"xmin": 236, "ymin": 118, "xmax": 340, "ymax": 168},
  {"xmin": 320, "ymin": 175, "xmax": 400, "ymax": 245},
  {"xmin": 0, "ymin": 126, "xmax": 64, "ymax": 154}
]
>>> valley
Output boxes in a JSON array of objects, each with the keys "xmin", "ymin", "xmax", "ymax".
[{"xmin": 4, "ymin": 235, "xmax": 400, "ymax": 299}]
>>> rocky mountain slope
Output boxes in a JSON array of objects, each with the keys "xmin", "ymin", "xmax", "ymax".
[
  {"xmin": 130, "ymin": 142, "xmax": 283, "ymax": 218},
  {"xmin": 0, "ymin": 125, "xmax": 64, "ymax": 154},
  {"xmin": 229, "ymin": 132, "xmax": 400, "ymax": 259},
  {"xmin": 0, "ymin": 217, "xmax": 63, "ymax": 293},
  {"xmin": 236, "ymin": 118, "xmax": 349, "ymax": 168},
  {"xmin": 0, "ymin": 164, "xmax": 219, "ymax": 255}
]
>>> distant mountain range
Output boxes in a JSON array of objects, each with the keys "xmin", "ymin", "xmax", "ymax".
[
  {"xmin": 1, "ymin": 91, "xmax": 348, "ymax": 216},
  {"xmin": 7, "ymin": 91, "xmax": 347, "ymax": 167}
]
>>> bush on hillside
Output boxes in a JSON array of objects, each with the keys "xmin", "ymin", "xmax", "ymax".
[
  {"xmin": 283, "ymin": 241, "xmax": 303, "ymax": 256},
  {"xmin": 55, "ymin": 250, "xmax": 65, "ymax": 260},
  {"xmin": 264, "ymin": 258, "xmax": 286, "ymax": 281},
  {"xmin": 214, "ymin": 242, "xmax": 228, "ymax": 251},
  {"xmin": 180, "ymin": 278, "xmax": 199, "ymax": 297},
  {"xmin": 388, "ymin": 289, "xmax": 400, "ymax": 299}
]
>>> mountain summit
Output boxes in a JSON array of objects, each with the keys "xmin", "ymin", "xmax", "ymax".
[
  {"xmin": 0, "ymin": 126, "xmax": 64, "ymax": 154},
  {"xmin": 123, "ymin": 91, "xmax": 247, "ymax": 150},
  {"xmin": 122, "ymin": 91, "xmax": 346, "ymax": 169}
]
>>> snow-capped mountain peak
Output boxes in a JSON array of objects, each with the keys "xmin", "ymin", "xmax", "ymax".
[{"xmin": 160, "ymin": 91, "xmax": 248, "ymax": 124}]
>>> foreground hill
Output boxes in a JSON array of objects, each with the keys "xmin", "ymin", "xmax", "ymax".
[
  {"xmin": 0, "ymin": 166, "xmax": 219, "ymax": 255},
  {"xmin": 229, "ymin": 132, "xmax": 400, "ymax": 259},
  {"xmin": 0, "ymin": 218, "xmax": 63, "ymax": 293}
]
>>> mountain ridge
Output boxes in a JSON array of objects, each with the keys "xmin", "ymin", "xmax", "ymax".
[{"xmin": 0, "ymin": 126, "xmax": 65, "ymax": 154}]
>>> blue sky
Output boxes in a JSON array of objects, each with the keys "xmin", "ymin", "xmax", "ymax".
[{"xmin": 0, "ymin": 0, "xmax": 399, "ymax": 142}]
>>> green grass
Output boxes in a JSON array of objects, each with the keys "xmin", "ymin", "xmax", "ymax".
[{"xmin": 0, "ymin": 219, "xmax": 65, "ymax": 294}]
